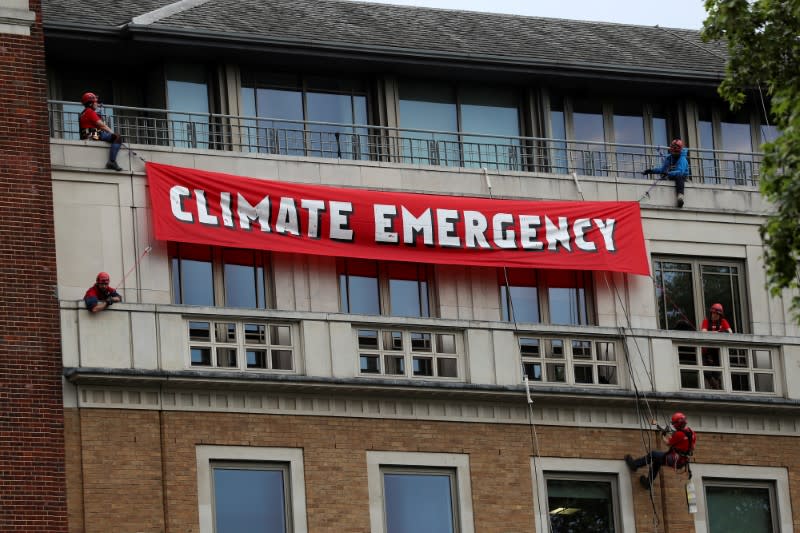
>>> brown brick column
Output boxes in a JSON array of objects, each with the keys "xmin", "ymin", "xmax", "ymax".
[{"xmin": 0, "ymin": 1, "xmax": 67, "ymax": 531}]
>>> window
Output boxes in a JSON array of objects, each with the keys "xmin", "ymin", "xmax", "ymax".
[
  {"xmin": 398, "ymin": 80, "xmax": 521, "ymax": 170},
  {"xmin": 367, "ymin": 451, "xmax": 474, "ymax": 533},
  {"xmin": 548, "ymin": 95, "xmax": 672, "ymax": 178},
  {"xmin": 357, "ymin": 328, "xmax": 461, "ymax": 379},
  {"xmin": 338, "ymin": 259, "xmax": 432, "ymax": 318},
  {"xmin": 520, "ymin": 336, "xmax": 619, "ymax": 386},
  {"xmin": 706, "ymin": 481, "xmax": 777, "ymax": 533},
  {"xmin": 546, "ymin": 474, "xmax": 620, "ymax": 533},
  {"xmin": 188, "ymin": 320, "xmax": 294, "ymax": 371},
  {"xmin": 241, "ymin": 73, "xmax": 368, "ymax": 159},
  {"xmin": 500, "ymin": 269, "xmax": 593, "ymax": 325},
  {"xmin": 213, "ymin": 463, "xmax": 290, "ymax": 532},
  {"xmin": 196, "ymin": 445, "xmax": 308, "ymax": 533},
  {"xmin": 653, "ymin": 257, "xmax": 747, "ymax": 333},
  {"xmin": 676, "ymin": 344, "xmax": 776, "ymax": 394},
  {"xmin": 170, "ymin": 243, "xmax": 270, "ymax": 308},
  {"xmin": 166, "ymin": 64, "xmax": 210, "ymax": 149},
  {"xmin": 531, "ymin": 458, "xmax": 634, "ymax": 533},
  {"xmin": 689, "ymin": 464, "xmax": 792, "ymax": 533}
]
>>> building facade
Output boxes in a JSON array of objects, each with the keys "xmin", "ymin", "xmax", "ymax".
[{"xmin": 7, "ymin": 0, "xmax": 799, "ymax": 531}]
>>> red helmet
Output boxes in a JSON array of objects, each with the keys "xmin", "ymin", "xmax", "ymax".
[
  {"xmin": 669, "ymin": 138, "xmax": 684, "ymax": 154},
  {"xmin": 710, "ymin": 303, "xmax": 724, "ymax": 314},
  {"xmin": 96, "ymin": 272, "xmax": 111, "ymax": 284},
  {"xmin": 671, "ymin": 412, "xmax": 687, "ymax": 429},
  {"xmin": 81, "ymin": 92, "xmax": 98, "ymax": 106}
]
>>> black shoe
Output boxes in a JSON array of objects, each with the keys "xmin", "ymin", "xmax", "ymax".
[
  {"xmin": 640, "ymin": 475, "xmax": 651, "ymax": 489},
  {"xmin": 106, "ymin": 161, "xmax": 123, "ymax": 172},
  {"xmin": 676, "ymin": 194, "xmax": 684, "ymax": 208},
  {"xmin": 624, "ymin": 455, "xmax": 637, "ymax": 471}
]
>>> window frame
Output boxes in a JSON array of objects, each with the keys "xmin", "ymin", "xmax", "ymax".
[
  {"xmin": 531, "ymin": 457, "xmax": 634, "ymax": 533},
  {"xmin": 211, "ymin": 461, "xmax": 292, "ymax": 533},
  {"xmin": 690, "ymin": 463, "xmax": 791, "ymax": 533},
  {"xmin": 499, "ymin": 269, "xmax": 595, "ymax": 326},
  {"xmin": 186, "ymin": 319, "xmax": 297, "ymax": 373},
  {"xmin": 544, "ymin": 472, "xmax": 622, "ymax": 533},
  {"xmin": 675, "ymin": 343, "xmax": 778, "ymax": 395},
  {"xmin": 170, "ymin": 243, "xmax": 273, "ymax": 309},
  {"xmin": 366, "ymin": 450, "xmax": 474, "ymax": 533},
  {"xmin": 338, "ymin": 259, "xmax": 436, "ymax": 318},
  {"xmin": 653, "ymin": 256, "xmax": 749, "ymax": 334},
  {"xmin": 355, "ymin": 327, "xmax": 463, "ymax": 380},
  {"xmin": 196, "ymin": 445, "xmax": 308, "ymax": 533},
  {"xmin": 518, "ymin": 335, "xmax": 621, "ymax": 387}
]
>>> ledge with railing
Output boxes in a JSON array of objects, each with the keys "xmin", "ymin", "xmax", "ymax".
[{"xmin": 49, "ymin": 100, "xmax": 763, "ymax": 186}]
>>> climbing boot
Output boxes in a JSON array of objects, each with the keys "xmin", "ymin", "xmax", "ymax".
[
  {"xmin": 106, "ymin": 160, "xmax": 123, "ymax": 172},
  {"xmin": 676, "ymin": 194, "xmax": 684, "ymax": 208},
  {"xmin": 624, "ymin": 455, "xmax": 637, "ymax": 471},
  {"xmin": 639, "ymin": 475, "xmax": 651, "ymax": 489}
]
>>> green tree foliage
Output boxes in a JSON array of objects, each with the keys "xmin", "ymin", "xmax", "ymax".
[{"xmin": 702, "ymin": 0, "xmax": 800, "ymax": 322}]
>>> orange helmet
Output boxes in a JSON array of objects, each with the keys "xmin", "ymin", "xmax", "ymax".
[
  {"xmin": 671, "ymin": 412, "xmax": 687, "ymax": 429},
  {"xmin": 669, "ymin": 138, "xmax": 684, "ymax": 154},
  {"xmin": 81, "ymin": 92, "xmax": 98, "ymax": 106}
]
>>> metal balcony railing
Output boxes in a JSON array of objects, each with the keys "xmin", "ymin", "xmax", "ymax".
[{"xmin": 48, "ymin": 100, "xmax": 763, "ymax": 186}]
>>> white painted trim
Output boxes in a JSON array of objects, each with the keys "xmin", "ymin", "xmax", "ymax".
[
  {"xmin": 131, "ymin": 0, "xmax": 210, "ymax": 26},
  {"xmin": 196, "ymin": 445, "xmax": 308, "ymax": 533},
  {"xmin": 366, "ymin": 450, "xmax": 474, "ymax": 533},
  {"xmin": 690, "ymin": 463, "xmax": 793, "ymax": 533},
  {"xmin": 531, "ymin": 457, "xmax": 636, "ymax": 533}
]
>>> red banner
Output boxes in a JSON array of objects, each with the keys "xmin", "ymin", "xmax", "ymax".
[{"xmin": 146, "ymin": 162, "xmax": 650, "ymax": 275}]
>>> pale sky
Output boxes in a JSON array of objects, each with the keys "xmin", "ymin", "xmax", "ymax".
[{"xmin": 355, "ymin": 0, "xmax": 708, "ymax": 30}]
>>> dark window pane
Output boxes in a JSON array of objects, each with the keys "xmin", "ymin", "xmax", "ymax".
[
  {"xmin": 572, "ymin": 340, "xmax": 592, "ymax": 359},
  {"xmin": 678, "ymin": 346, "xmax": 697, "ymax": 365},
  {"xmin": 520, "ymin": 337, "xmax": 540, "ymax": 357},
  {"xmin": 730, "ymin": 373, "xmax": 750, "ymax": 391},
  {"xmin": 244, "ymin": 324, "xmax": 267, "ymax": 344},
  {"xmin": 215, "ymin": 323, "xmax": 236, "ymax": 343},
  {"xmin": 598, "ymin": 366, "xmax": 617, "ymax": 385},
  {"xmin": 574, "ymin": 365, "xmax": 593, "ymax": 384},
  {"xmin": 706, "ymin": 485, "xmax": 773, "ymax": 533},
  {"xmin": 224, "ymin": 249, "xmax": 265, "ymax": 309},
  {"xmin": 358, "ymin": 329, "xmax": 379, "ymax": 350},
  {"xmin": 754, "ymin": 374, "xmax": 774, "ymax": 392},
  {"xmin": 413, "ymin": 357, "xmax": 433, "ymax": 376},
  {"xmin": 410, "ymin": 333, "xmax": 432, "ymax": 352},
  {"xmin": 704, "ymin": 371, "xmax": 723, "ymax": 390},
  {"xmin": 546, "ymin": 363, "xmax": 566, "ymax": 382},
  {"xmin": 544, "ymin": 271, "xmax": 589, "ymax": 325},
  {"xmin": 271, "ymin": 350, "xmax": 293, "ymax": 370},
  {"xmin": 384, "ymin": 355, "xmax": 405, "ymax": 375},
  {"xmin": 654, "ymin": 261, "xmax": 696, "ymax": 330},
  {"xmin": 384, "ymin": 472, "xmax": 455, "ymax": 533},
  {"xmin": 189, "ymin": 321, "xmax": 210, "ymax": 342},
  {"xmin": 680, "ymin": 369, "xmax": 700, "ymax": 388},
  {"xmin": 247, "ymin": 349, "xmax": 267, "ymax": 369},
  {"xmin": 213, "ymin": 467, "xmax": 287, "ymax": 533},
  {"xmin": 217, "ymin": 347, "xmax": 237, "ymax": 367},
  {"xmin": 523, "ymin": 362, "xmax": 542, "ymax": 381},
  {"xmin": 191, "ymin": 347, "xmax": 211, "ymax": 366},
  {"xmin": 360, "ymin": 355, "xmax": 380, "ymax": 373},
  {"xmin": 437, "ymin": 358, "xmax": 458, "ymax": 378},
  {"xmin": 547, "ymin": 478, "xmax": 615, "ymax": 533}
]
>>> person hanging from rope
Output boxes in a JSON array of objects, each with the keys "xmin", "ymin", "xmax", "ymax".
[
  {"xmin": 84, "ymin": 272, "xmax": 122, "ymax": 313},
  {"xmin": 625, "ymin": 412, "xmax": 697, "ymax": 489},
  {"xmin": 700, "ymin": 302, "xmax": 733, "ymax": 333},
  {"xmin": 79, "ymin": 92, "xmax": 123, "ymax": 171},
  {"xmin": 641, "ymin": 138, "xmax": 689, "ymax": 208}
]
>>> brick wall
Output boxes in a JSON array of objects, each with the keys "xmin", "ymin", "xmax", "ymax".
[
  {"xmin": 68, "ymin": 408, "xmax": 800, "ymax": 533},
  {"xmin": 0, "ymin": 1, "xmax": 67, "ymax": 531}
]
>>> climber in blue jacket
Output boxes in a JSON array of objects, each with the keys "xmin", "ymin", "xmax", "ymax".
[{"xmin": 642, "ymin": 138, "xmax": 689, "ymax": 208}]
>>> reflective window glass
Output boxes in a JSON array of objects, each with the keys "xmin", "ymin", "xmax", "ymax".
[
  {"xmin": 398, "ymin": 80, "xmax": 459, "ymax": 166},
  {"xmin": 384, "ymin": 471, "xmax": 455, "ymax": 533},
  {"xmin": 654, "ymin": 260, "xmax": 696, "ymax": 330},
  {"xmin": 547, "ymin": 477, "xmax": 617, "ymax": 533},
  {"xmin": 706, "ymin": 484, "xmax": 774, "ymax": 533},
  {"xmin": 338, "ymin": 260, "xmax": 380, "ymax": 315},
  {"xmin": 549, "ymin": 96, "xmax": 569, "ymax": 174},
  {"xmin": 545, "ymin": 271, "xmax": 589, "ymax": 325},
  {"xmin": 460, "ymin": 86, "xmax": 521, "ymax": 170},
  {"xmin": 572, "ymin": 99, "xmax": 606, "ymax": 176},
  {"xmin": 166, "ymin": 64, "xmax": 209, "ymax": 149},
  {"xmin": 223, "ymin": 249, "xmax": 266, "ymax": 309},
  {"xmin": 170, "ymin": 243, "xmax": 214, "ymax": 306},
  {"xmin": 213, "ymin": 466, "xmax": 288, "ymax": 533}
]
